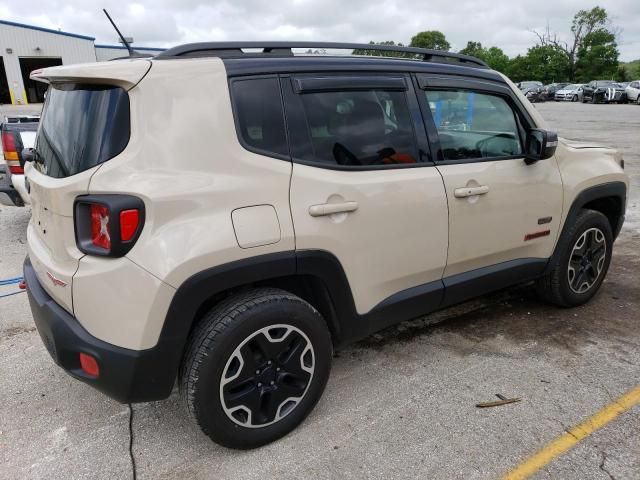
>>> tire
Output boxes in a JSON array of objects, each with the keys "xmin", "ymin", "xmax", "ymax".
[
  {"xmin": 180, "ymin": 288, "xmax": 332, "ymax": 449},
  {"xmin": 536, "ymin": 209, "xmax": 613, "ymax": 307},
  {"xmin": 636, "ymin": 96, "xmax": 640, "ymax": 105},
  {"xmin": 572, "ymin": 95, "xmax": 578, "ymax": 102},
  {"xmin": 591, "ymin": 95, "xmax": 598, "ymax": 104}
]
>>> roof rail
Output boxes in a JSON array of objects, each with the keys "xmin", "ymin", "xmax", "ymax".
[{"xmin": 154, "ymin": 41, "xmax": 489, "ymax": 68}]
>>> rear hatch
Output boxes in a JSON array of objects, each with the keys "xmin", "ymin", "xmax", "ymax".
[{"xmin": 26, "ymin": 60, "xmax": 150, "ymax": 313}]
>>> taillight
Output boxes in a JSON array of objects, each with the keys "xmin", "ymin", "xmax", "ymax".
[
  {"xmin": 90, "ymin": 204, "xmax": 111, "ymax": 250},
  {"xmin": 74, "ymin": 195, "xmax": 145, "ymax": 257},
  {"xmin": 1, "ymin": 131, "xmax": 23, "ymax": 174}
]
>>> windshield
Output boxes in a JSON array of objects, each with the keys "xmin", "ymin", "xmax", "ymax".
[
  {"xmin": 35, "ymin": 84, "xmax": 130, "ymax": 178},
  {"xmin": 565, "ymin": 84, "xmax": 582, "ymax": 90}
]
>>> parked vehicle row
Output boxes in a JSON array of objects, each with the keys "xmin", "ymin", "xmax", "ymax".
[{"xmin": 518, "ymin": 79, "xmax": 640, "ymax": 105}]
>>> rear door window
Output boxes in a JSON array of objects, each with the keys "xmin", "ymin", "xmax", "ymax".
[
  {"xmin": 424, "ymin": 90, "xmax": 523, "ymax": 161},
  {"xmin": 286, "ymin": 82, "xmax": 419, "ymax": 168},
  {"xmin": 36, "ymin": 84, "xmax": 130, "ymax": 178}
]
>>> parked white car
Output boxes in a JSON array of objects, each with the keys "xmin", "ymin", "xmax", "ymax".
[
  {"xmin": 625, "ymin": 81, "xmax": 640, "ymax": 104},
  {"xmin": 554, "ymin": 84, "xmax": 585, "ymax": 102}
]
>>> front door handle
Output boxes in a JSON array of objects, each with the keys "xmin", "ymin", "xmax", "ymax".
[
  {"xmin": 309, "ymin": 201, "xmax": 359, "ymax": 217},
  {"xmin": 454, "ymin": 185, "xmax": 490, "ymax": 198}
]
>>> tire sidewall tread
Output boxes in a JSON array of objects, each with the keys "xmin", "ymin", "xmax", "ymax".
[
  {"xmin": 179, "ymin": 288, "xmax": 332, "ymax": 449},
  {"xmin": 537, "ymin": 209, "xmax": 613, "ymax": 307}
]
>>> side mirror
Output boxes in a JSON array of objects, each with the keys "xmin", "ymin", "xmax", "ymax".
[
  {"xmin": 22, "ymin": 148, "xmax": 36, "ymax": 163},
  {"xmin": 525, "ymin": 129, "xmax": 558, "ymax": 165}
]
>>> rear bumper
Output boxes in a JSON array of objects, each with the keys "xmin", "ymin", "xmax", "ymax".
[{"xmin": 24, "ymin": 257, "xmax": 176, "ymax": 403}]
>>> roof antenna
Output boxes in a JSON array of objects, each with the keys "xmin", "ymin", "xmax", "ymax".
[{"xmin": 103, "ymin": 8, "xmax": 136, "ymax": 56}]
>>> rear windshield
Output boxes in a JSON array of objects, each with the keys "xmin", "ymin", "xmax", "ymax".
[{"xmin": 35, "ymin": 84, "xmax": 130, "ymax": 178}]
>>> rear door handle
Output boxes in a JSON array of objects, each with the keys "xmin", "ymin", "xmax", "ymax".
[
  {"xmin": 308, "ymin": 201, "xmax": 359, "ymax": 217},
  {"xmin": 454, "ymin": 185, "xmax": 489, "ymax": 198}
]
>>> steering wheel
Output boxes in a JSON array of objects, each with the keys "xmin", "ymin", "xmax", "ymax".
[{"xmin": 476, "ymin": 133, "xmax": 517, "ymax": 157}]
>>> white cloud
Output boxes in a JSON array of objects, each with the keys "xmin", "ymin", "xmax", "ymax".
[{"xmin": 0, "ymin": 0, "xmax": 638, "ymax": 61}]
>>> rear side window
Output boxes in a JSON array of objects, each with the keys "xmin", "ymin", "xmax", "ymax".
[
  {"xmin": 424, "ymin": 90, "xmax": 523, "ymax": 161},
  {"xmin": 231, "ymin": 77, "xmax": 288, "ymax": 158},
  {"xmin": 36, "ymin": 84, "xmax": 129, "ymax": 178},
  {"xmin": 292, "ymin": 90, "xmax": 418, "ymax": 167}
]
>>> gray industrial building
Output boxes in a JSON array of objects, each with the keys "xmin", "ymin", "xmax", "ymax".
[{"xmin": 0, "ymin": 19, "xmax": 164, "ymax": 104}]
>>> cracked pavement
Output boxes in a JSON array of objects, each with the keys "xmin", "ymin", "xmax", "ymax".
[{"xmin": 1, "ymin": 102, "xmax": 639, "ymax": 479}]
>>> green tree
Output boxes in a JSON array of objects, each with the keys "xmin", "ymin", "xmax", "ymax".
[
  {"xmin": 409, "ymin": 31, "xmax": 451, "ymax": 51},
  {"xmin": 459, "ymin": 41, "xmax": 484, "ymax": 58},
  {"xmin": 505, "ymin": 55, "xmax": 529, "ymax": 83},
  {"xmin": 575, "ymin": 28, "xmax": 619, "ymax": 81},
  {"xmin": 533, "ymin": 6, "xmax": 617, "ymax": 81},
  {"xmin": 459, "ymin": 42, "xmax": 510, "ymax": 72},
  {"xmin": 623, "ymin": 60, "xmax": 640, "ymax": 80}
]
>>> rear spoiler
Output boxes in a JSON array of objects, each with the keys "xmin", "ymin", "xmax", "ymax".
[{"xmin": 30, "ymin": 59, "xmax": 151, "ymax": 90}]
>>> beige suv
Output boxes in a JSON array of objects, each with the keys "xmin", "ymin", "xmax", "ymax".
[{"xmin": 23, "ymin": 42, "xmax": 628, "ymax": 449}]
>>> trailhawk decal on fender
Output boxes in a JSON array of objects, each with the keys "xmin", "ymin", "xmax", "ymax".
[{"xmin": 46, "ymin": 271, "xmax": 67, "ymax": 287}]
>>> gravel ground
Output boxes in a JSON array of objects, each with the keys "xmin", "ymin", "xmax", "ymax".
[{"xmin": 0, "ymin": 101, "xmax": 638, "ymax": 480}]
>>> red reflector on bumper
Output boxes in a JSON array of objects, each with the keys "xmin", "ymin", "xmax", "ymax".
[
  {"xmin": 119, "ymin": 209, "xmax": 139, "ymax": 241},
  {"xmin": 79, "ymin": 352, "xmax": 100, "ymax": 377}
]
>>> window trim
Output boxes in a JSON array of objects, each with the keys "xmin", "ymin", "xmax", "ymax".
[
  {"xmin": 292, "ymin": 76, "xmax": 407, "ymax": 94},
  {"xmin": 281, "ymin": 72, "xmax": 433, "ymax": 171},
  {"xmin": 415, "ymin": 74, "xmax": 535, "ymax": 165},
  {"xmin": 228, "ymin": 74, "xmax": 292, "ymax": 162}
]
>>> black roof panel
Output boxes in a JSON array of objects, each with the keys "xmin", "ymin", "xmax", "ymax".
[{"xmin": 221, "ymin": 55, "xmax": 504, "ymax": 83}]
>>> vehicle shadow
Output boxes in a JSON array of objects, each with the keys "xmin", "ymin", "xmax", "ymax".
[{"xmin": 353, "ymin": 253, "xmax": 640, "ymax": 358}]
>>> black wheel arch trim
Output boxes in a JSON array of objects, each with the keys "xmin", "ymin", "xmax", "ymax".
[
  {"xmin": 546, "ymin": 181, "xmax": 626, "ymax": 273},
  {"xmin": 156, "ymin": 251, "xmax": 553, "ymax": 402}
]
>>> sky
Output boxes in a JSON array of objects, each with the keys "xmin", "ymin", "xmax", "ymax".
[{"xmin": 0, "ymin": 0, "xmax": 638, "ymax": 61}]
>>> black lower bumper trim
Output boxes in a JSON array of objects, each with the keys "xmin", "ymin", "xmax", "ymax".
[{"xmin": 24, "ymin": 258, "xmax": 175, "ymax": 403}]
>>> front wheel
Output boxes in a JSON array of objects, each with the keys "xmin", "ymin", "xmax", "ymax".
[
  {"xmin": 536, "ymin": 209, "xmax": 613, "ymax": 307},
  {"xmin": 572, "ymin": 95, "xmax": 578, "ymax": 102},
  {"xmin": 180, "ymin": 288, "xmax": 332, "ymax": 449}
]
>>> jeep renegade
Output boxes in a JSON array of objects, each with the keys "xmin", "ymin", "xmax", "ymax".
[{"xmin": 23, "ymin": 42, "xmax": 628, "ymax": 449}]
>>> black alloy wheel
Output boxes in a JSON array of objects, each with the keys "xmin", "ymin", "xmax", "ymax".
[{"xmin": 567, "ymin": 227, "xmax": 607, "ymax": 294}]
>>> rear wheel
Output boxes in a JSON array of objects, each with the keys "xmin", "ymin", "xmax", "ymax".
[
  {"xmin": 536, "ymin": 210, "xmax": 612, "ymax": 307},
  {"xmin": 180, "ymin": 288, "xmax": 332, "ymax": 449}
]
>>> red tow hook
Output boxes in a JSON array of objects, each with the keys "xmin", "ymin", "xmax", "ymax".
[{"xmin": 18, "ymin": 280, "xmax": 26, "ymax": 290}]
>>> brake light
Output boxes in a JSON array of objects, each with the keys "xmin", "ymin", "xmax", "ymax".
[
  {"xmin": 1, "ymin": 131, "xmax": 16, "ymax": 153},
  {"xmin": 119, "ymin": 209, "xmax": 140, "ymax": 241},
  {"xmin": 90, "ymin": 204, "xmax": 111, "ymax": 250},
  {"xmin": 1, "ymin": 131, "xmax": 23, "ymax": 174},
  {"xmin": 74, "ymin": 195, "xmax": 145, "ymax": 257}
]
